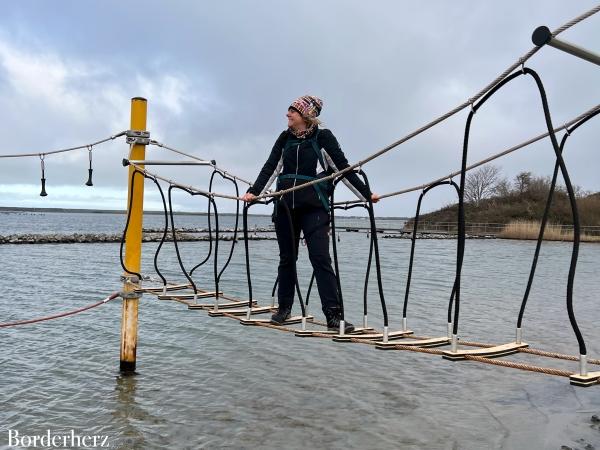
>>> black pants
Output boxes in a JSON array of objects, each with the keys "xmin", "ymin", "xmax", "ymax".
[{"xmin": 274, "ymin": 205, "xmax": 339, "ymax": 313}]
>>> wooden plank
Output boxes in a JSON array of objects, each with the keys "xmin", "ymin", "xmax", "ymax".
[
  {"xmin": 295, "ymin": 329, "xmax": 337, "ymax": 337},
  {"xmin": 158, "ymin": 291, "xmax": 222, "ymax": 300},
  {"xmin": 569, "ymin": 371, "xmax": 600, "ymax": 387},
  {"xmin": 208, "ymin": 306, "xmax": 275, "ymax": 317},
  {"xmin": 376, "ymin": 336, "xmax": 450, "ymax": 350},
  {"xmin": 135, "ymin": 283, "xmax": 191, "ymax": 293},
  {"xmin": 294, "ymin": 327, "xmax": 374, "ymax": 337},
  {"xmin": 332, "ymin": 329, "xmax": 413, "ymax": 342},
  {"xmin": 442, "ymin": 342, "xmax": 528, "ymax": 360},
  {"xmin": 188, "ymin": 300, "xmax": 257, "ymax": 310},
  {"xmin": 240, "ymin": 315, "xmax": 313, "ymax": 326}
]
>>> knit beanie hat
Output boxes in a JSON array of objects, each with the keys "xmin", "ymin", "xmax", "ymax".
[{"xmin": 289, "ymin": 95, "xmax": 323, "ymax": 119}]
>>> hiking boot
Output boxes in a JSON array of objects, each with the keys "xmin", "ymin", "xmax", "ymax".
[
  {"xmin": 325, "ymin": 308, "xmax": 355, "ymax": 333},
  {"xmin": 271, "ymin": 306, "xmax": 292, "ymax": 325}
]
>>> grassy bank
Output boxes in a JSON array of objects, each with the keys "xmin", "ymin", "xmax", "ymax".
[{"xmin": 498, "ymin": 220, "xmax": 600, "ymax": 242}]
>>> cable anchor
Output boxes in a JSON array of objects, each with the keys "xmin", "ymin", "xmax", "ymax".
[
  {"xmin": 39, "ymin": 154, "xmax": 48, "ymax": 197},
  {"xmin": 125, "ymin": 130, "xmax": 151, "ymax": 146},
  {"xmin": 85, "ymin": 145, "xmax": 94, "ymax": 186},
  {"xmin": 469, "ymin": 98, "xmax": 476, "ymax": 115}
]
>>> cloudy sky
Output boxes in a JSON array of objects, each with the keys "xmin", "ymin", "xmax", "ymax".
[{"xmin": 0, "ymin": 1, "xmax": 598, "ymax": 216}]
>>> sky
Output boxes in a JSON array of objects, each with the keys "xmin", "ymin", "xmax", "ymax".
[{"xmin": 0, "ymin": 1, "xmax": 598, "ymax": 217}]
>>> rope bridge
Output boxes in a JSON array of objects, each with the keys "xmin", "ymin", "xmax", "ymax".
[{"xmin": 1, "ymin": 4, "xmax": 599, "ymax": 386}]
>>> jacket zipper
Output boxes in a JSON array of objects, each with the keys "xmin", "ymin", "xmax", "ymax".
[{"xmin": 292, "ymin": 143, "xmax": 299, "ymax": 209}]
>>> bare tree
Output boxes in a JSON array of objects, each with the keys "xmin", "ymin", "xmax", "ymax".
[
  {"xmin": 465, "ymin": 165, "xmax": 501, "ymax": 205},
  {"xmin": 493, "ymin": 177, "xmax": 511, "ymax": 197},
  {"xmin": 514, "ymin": 171, "xmax": 532, "ymax": 194}
]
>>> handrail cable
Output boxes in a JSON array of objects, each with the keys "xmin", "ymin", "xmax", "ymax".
[{"xmin": 0, "ymin": 131, "xmax": 127, "ymax": 158}]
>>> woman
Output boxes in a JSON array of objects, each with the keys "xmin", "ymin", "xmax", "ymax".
[{"xmin": 241, "ymin": 95, "xmax": 379, "ymax": 332}]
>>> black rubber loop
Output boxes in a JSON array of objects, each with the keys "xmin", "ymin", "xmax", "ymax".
[
  {"xmin": 402, "ymin": 180, "xmax": 460, "ymax": 325},
  {"xmin": 242, "ymin": 198, "xmax": 274, "ymax": 305},
  {"xmin": 517, "ymin": 108, "xmax": 600, "ymax": 330},
  {"xmin": 119, "ymin": 169, "xmax": 144, "ymax": 282},
  {"xmin": 453, "ymin": 67, "xmax": 585, "ymax": 355},
  {"xmin": 167, "ymin": 186, "xmax": 220, "ymax": 299},
  {"xmin": 332, "ymin": 200, "xmax": 372, "ymax": 318},
  {"xmin": 331, "ymin": 170, "xmax": 388, "ymax": 325}
]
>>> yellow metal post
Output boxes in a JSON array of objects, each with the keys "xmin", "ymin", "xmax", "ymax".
[{"xmin": 120, "ymin": 97, "xmax": 147, "ymax": 373}]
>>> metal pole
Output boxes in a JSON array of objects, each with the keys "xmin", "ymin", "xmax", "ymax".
[
  {"xmin": 124, "ymin": 159, "xmax": 214, "ymax": 166},
  {"xmin": 120, "ymin": 97, "xmax": 147, "ymax": 374},
  {"xmin": 532, "ymin": 26, "xmax": 600, "ymax": 67}
]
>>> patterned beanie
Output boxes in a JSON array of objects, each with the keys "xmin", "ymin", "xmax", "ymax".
[{"xmin": 289, "ymin": 95, "xmax": 323, "ymax": 119}]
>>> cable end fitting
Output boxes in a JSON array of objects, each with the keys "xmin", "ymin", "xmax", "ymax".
[
  {"xmin": 532, "ymin": 26, "xmax": 552, "ymax": 47},
  {"xmin": 122, "ymin": 158, "xmax": 130, "ymax": 167}
]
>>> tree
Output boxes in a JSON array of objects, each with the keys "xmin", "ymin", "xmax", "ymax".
[
  {"xmin": 464, "ymin": 165, "xmax": 501, "ymax": 205},
  {"xmin": 514, "ymin": 171, "xmax": 532, "ymax": 195},
  {"xmin": 493, "ymin": 177, "xmax": 511, "ymax": 197}
]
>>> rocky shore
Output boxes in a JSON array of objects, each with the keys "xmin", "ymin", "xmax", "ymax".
[
  {"xmin": 381, "ymin": 233, "xmax": 497, "ymax": 240},
  {"xmin": 0, "ymin": 229, "xmax": 277, "ymax": 244},
  {"xmin": 0, "ymin": 230, "xmax": 498, "ymax": 244}
]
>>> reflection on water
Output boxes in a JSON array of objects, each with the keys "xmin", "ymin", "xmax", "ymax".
[{"xmin": 112, "ymin": 375, "xmax": 145, "ymax": 449}]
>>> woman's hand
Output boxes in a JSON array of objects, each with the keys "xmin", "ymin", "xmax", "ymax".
[
  {"xmin": 241, "ymin": 192, "xmax": 257, "ymax": 202},
  {"xmin": 371, "ymin": 193, "xmax": 380, "ymax": 203}
]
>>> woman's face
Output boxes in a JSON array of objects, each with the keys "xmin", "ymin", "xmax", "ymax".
[{"xmin": 286, "ymin": 108, "xmax": 306, "ymax": 130}]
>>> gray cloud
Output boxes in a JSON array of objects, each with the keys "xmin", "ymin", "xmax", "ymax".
[{"xmin": 0, "ymin": 1, "xmax": 598, "ymax": 215}]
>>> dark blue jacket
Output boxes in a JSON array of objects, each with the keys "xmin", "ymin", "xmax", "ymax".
[{"xmin": 248, "ymin": 127, "xmax": 371, "ymax": 209}]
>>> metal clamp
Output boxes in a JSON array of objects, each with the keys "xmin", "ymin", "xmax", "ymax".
[
  {"xmin": 126, "ymin": 130, "xmax": 151, "ymax": 146},
  {"xmin": 120, "ymin": 274, "xmax": 140, "ymax": 284},
  {"xmin": 119, "ymin": 290, "xmax": 143, "ymax": 299}
]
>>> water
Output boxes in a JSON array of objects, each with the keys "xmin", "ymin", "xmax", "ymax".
[{"xmin": 1, "ymin": 212, "xmax": 600, "ymax": 449}]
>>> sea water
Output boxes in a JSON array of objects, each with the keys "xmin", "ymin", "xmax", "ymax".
[{"xmin": 1, "ymin": 211, "xmax": 599, "ymax": 449}]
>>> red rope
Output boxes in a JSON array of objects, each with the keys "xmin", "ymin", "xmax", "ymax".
[{"xmin": 0, "ymin": 292, "xmax": 120, "ymax": 328}]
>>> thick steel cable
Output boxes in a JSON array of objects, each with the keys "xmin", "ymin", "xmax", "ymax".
[
  {"xmin": 130, "ymin": 102, "xmax": 600, "ymax": 205},
  {"xmin": 149, "ymin": 140, "xmax": 253, "ymax": 186},
  {"xmin": 129, "ymin": 164, "xmax": 240, "ymax": 201},
  {"xmin": 0, "ymin": 292, "xmax": 119, "ymax": 328},
  {"xmin": 196, "ymin": 299, "xmax": 600, "ymax": 372},
  {"xmin": 517, "ymin": 108, "xmax": 600, "ymax": 329},
  {"xmin": 247, "ymin": 4, "xmax": 600, "ymax": 203},
  {"xmin": 376, "ymin": 103, "xmax": 600, "ymax": 202},
  {"xmin": 463, "ymin": 355, "xmax": 574, "ymax": 378},
  {"xmin": 0, "ymin": 131, "xmax": 127, "ymax": 158},
  {"xmin": 520, "ymin": 348, "xmax": 600, "ymax": 365}
]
